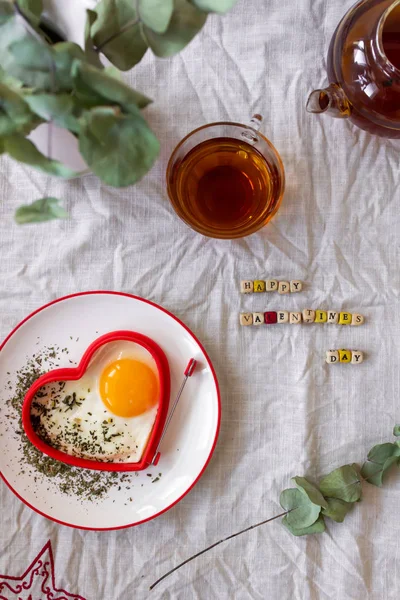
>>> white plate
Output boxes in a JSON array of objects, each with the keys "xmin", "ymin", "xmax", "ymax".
[{"xmin": 0, "ymin": 292, "xmax": 220, "ymax": 530}]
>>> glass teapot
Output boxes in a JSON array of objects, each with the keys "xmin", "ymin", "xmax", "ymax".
[{"xmin": 307, "ymin": 0, "xmax": 400, "ymax": 138}]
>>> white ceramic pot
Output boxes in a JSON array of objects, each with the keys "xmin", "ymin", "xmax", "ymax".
[{"xmin": 27, "ymin": 0, "xmax": 97, "ymax": 173}]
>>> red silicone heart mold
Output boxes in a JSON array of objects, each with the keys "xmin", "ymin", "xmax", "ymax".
[{"xmin": 22, "ymin": 331, "xmax": 170, "ymax": 472}]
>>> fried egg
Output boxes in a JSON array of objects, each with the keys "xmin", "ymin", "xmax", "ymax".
[{"xmin": 31, "ymin": 341, "xmax": 160, "ymax": 463}]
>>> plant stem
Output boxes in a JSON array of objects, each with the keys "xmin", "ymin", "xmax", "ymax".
[
  {"xmin": 149, "ymin": 511, "xmax": 288, "ymax": 591},
  {"xmin": 95, "ymin": 18, "xmax": 140, "ymax": 53}
]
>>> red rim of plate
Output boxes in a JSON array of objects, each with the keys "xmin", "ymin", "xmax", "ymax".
[{"xmin": 0, "ymin": 291, "xmax": 221, "ymax": 531}]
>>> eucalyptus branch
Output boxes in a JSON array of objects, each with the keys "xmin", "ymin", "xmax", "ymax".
[
  {"xmin": 149, "ymin": 511, "xmax": 289, "ymax": 590},
  {"xmin": 95, "ymin": 18, "xmax": 140, "ymax": 53}
]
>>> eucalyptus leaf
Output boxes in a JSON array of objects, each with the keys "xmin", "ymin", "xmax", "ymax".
[
  {"xmin": 190, "ymin": 0, "xmax": 238, "ymax": 13},
  {"xmin": 366, "ymin": 443, "xmax": 400, "ymax": 465},
  {"xmin": 0, "ymin": 82, "xmax": 39, "ymax": 135},
  {"xmin": 78, "ymin": 106, "xmax": 159, "ymax": 187},
  {"xmin": 84, "ymin": 9, "xmax": 103, "ymax": 69},
  {"xmin": 137, "ymin": 0, "xmax": 173, "ymax": 34},
  {"xmin": 321, "ymin": 498, "xmax": 353, "ymax": 523},
  {"xmin": 4, "ymin": 135, "xmax": 78, "ymax": 177},
  {"xmin": 72, "ymin": 60, "xmax": 151, "ymax": 112},
  {"xmin": 15, "ymin": 197, "xmax": 67, "ymax": 224},
  {"xmin": 361, "ymin": 443, "xmax": 400, "ymax": 487},
  {"xmin": 17, "ymin": 0, "xmax": 43, "ymax": 25},
  {"xmin": 279, "ymin": 488, "xmax": 321, "ymax": 529},
  {"xmin": 319, "ymin": 464, "xmax": 362, "ymax": 503},
  {"xmin": 0, "ymin": 0, "xmax": 14, "ymax": 22},
  {"xmin": 282, "ymin": 514, "xmax": 326, "ymax": 537},
  {"xmin": 91, "ymin": 0, "xmax": 148, "ymax": 70},
  {"xmin": 24, "ymin": 94, "xmax": 80, "ymax": 133},
  {"xmin": 394, "ymin": 425, "xmax": 400, "ymax": 437},
  {"xmin": 143, "ymin": 0, "xmax": 207, "ymax": 58},
  {"xmin": 292, "ymin": 476, "xmax": 328, "ymax": 509}
]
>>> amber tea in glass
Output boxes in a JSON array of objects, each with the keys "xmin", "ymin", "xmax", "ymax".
[{"xmin": 167, "ymin": 116, "xmax": 285, "ymax": 239}]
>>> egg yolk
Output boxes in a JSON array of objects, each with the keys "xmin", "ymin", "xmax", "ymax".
[{"xmin": 99, "ymin": 358, "xmax": 159, "ymax": 418}]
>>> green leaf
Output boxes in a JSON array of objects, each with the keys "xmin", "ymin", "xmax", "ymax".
[
  {"xmin": 0, "ymin": 82, "xmax": 39, "ymax": 135},
  {"xmin": 394, "ymin": 425, "xmax": 400, "ymax": 437},
  {"xmin": 0, "ymin": 138, "xmax": 4, "ymax": 154},
  {"xmin": 143, "ymin": 0, "xmax": 207, "ymax": 58},
  {"xmin": 137, "ymin": 0, "xmax": 173, "ymax": 33},
  {"xmin": 4, "ymin": 135, "xmax": 78, "ymax": 177},
  {"xmin": 17, "ymin": 0, "xmax": 43, "ymax": 25},
  {"xmin": 0, "ymin": 0, "xmax": 14, "ymax": 23},
  {"xmin": 319, "ymin": 464, "xmax": 362, "ymax": 503},
  {"xmin": 361, "ymin": 456, "xmax": 399, "ymax": 487},
  {"xmin": 91, "ymin": 0, "xmax": 148, "ymax": 70},
  {"xmin": 84, "ymin": 9, "xmax": 103, "ymax": 69},
  {"xmin": 279, "ymin": 488, "xmax": 321, "ymax": 529},
  {"xmin": 24, "ymin": 94, "xmax": 80, "ymax": 133},
  {"xmin": 361, "ymin": 443, "xmax": 400, "ymax": 487},
  {"xmin": 282, "ymin": 514, "xmax": 326, "ymax": 537},
  {"xmin": 366, "ymin": 443, "xmax": 400, "ymax": 465},
  {"xmin": 190, "ymin": 0, "xmax": 238, "ymax": 13},
  {"xmin": 292, "ymin": 476, "xmax": 328, "ymax": 509},
  {"xmin": 72, "ymin": 60, "xmax": 151, "ymax": 112},
  {"xmin": 322, "ymin": 498, "xmax": 353, "ymax": 523},
  {"xmin": 15, "ymin": 197, "xmax": 68, "ymax": 223},
  {"xmin": 78, "ymin": 106, "xmax": 159, "ymax": 187}
]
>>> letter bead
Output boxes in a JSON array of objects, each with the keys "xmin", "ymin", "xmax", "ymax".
[
  {"xmin": 277, "ymin": 310, "xmax": 289, "ymax": 323},
  {"xmin": 351, "ymin": 313, "xmax": 364, "ymax": 326},
  {"xmin": 315, "ymin": 310, "xmax": 327, "ymax": 323},
  {"xmin": 290, "ymin": 280, "xmax": 303, "ymax": 293},
  {"xmin": 302, "ymin": 309, "xmax": 315, "ymax": 323},
  {"xmin": 253, "ymin": 312, "xmax": 264, "ymax": 326},
  {"xmin": 240, "ymin": 313, "xmax": 253, "ymax": 326},
  {"xmin": 240, "ymin": 280, "xmax": 253, "ymax": 294},
  {"xmin": 278, "ymin": 281, "xmax": 290, "ymax": 294},
  {"xmin": 264, "ymin": 311, "xmax": 278, "ymax": 324},
  {"xmin": 266, "ymin": 279, "xmax": 278, "ymax": 292},
  {"xmin": 339, "ymin": 312, "xmax": 352, "ymax": 325},
  {"xmin": 253, "ymin": 280, "xmax": 266, "ymax": 293},
  {"xmin": 351, "ymin": 350, "xmax": 364, "ymax": 364},
  {"xmin": 290, "ymin": 312, "xmax": 302, "ymax": 324},
  {"xmin": 326, "ymin": 350, "xmax": 339, "ymax": 364},
  {"xmin": 327, "ymin": 310, "xmax": 339, "ymax": 324},
  {"xmin": 339, "ymin": 349, "xmax": 351, "ymax": 363}
]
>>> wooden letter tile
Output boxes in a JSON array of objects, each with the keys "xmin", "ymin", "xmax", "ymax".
[
  {"xmin": 240, "ymin": 280, "xmax": 254, "ymax": 294},
  {"xmin": 266, "ymin": 279, "xmax": 278, "ymax": 292},
  {"xmin": 253, "ymin": 280, "xmax": 266, "ymax": 293},
  {"xmin": 351, "ymin": 350, "xmax": 364, "ymax": 364},
  {"xmin": 264, "ymin": 311, "xmax": 278, "ymax": 324},
  {"xmin": 339, "ymin": 349, "xmax": 351, "ymax": 363},
  {"xmin": 290, "ymin": 280, "xmax": 303, "ymax": 293},
  {"xmin": 277, "ymin": 310, "xmax": 289, "ymax": 323},
  {"xmin": 302, "ymin": 309, "xmax": 315, "ymax": 323},
  {"xmin": 327, "ymin": 310, "xmax": 339, "ymax": 324},
  {"xmin": 240, "ymin": 313, "xmax": 253, "ymax": 326},
  {"xmin": 278, "ymin": 281, "xmax": 290, "ymax": 294},
  {"xmin": 339, "ymin": 312, "xmax": 352, "ymax": 325},
  {"xmin": 315, "ymin": 310, "xmax": 327, "ymax": 323},
  {"xmin": 253, "ymin": 312, "xmax": 265, "ymax": 326},
  {"xmin": 326, "ymin": 350, "xmax": 339, "ymax": 364},
  {"xmin": 351, "ymin": 314, "xmax": 364, "ymax": 326},
  {"xmin": 290, "ymin": 312, "xmax": 302, "ymax": 324}
]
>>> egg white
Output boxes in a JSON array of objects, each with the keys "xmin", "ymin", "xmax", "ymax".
[{"xmin": 31, "ymin": 341, "xmax": 160, "ymax": 463}]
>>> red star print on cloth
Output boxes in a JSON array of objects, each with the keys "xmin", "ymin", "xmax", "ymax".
[{"xmin": 0, "ymin": 540, "xmax": 86, "ymax": 600}]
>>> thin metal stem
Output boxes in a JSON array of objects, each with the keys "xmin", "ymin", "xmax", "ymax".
[{"xmin": 149, "ymin": 511, "xmax": 289, "ymax": 591}]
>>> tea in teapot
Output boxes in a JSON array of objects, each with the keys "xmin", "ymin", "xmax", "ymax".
[{"xmin": 307, "ymin": 0, "xmax": 400, "ymax": 138}]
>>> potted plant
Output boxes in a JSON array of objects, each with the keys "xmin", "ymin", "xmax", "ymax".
[{"xmin": 0, "ymin": 0, "xmax": 237, "ymax": 222}]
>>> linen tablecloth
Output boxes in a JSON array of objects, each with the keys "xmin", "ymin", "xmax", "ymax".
[{"xmin": 1, "ymin": 0, "xmax": 400, "ymax": 598}]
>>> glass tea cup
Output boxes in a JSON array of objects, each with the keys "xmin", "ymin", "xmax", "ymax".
[{"xmin": 166, "ymin": 115, "xmax": 285, "ymax": 239}]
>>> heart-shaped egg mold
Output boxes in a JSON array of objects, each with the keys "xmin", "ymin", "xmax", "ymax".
[{"xmin": 22, "ymin": 331, "xmax": 170, "ymax": 471}]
